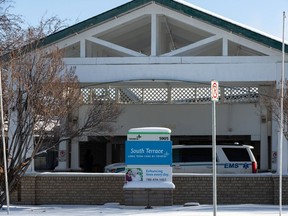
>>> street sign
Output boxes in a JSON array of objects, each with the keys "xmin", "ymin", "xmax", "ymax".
[{"xmin": 211, "ymin": 80, "xmax": 219, "ymax": 102}]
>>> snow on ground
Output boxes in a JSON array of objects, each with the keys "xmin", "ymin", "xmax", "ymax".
[{"xmin": 2, "ymin": 204, "xmax": 288, "ymax": 216}]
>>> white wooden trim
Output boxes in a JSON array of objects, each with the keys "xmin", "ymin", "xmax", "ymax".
[
  {"xmin": 86, "ymin": 36, "xmax": 146, "ymax": 57},
  {"xmin": 50, "ymin": 3, "xmax": 281, "ymax": 57},
  {"xmin": 225, "ymin": 34, "xmax": 281, "ymax": 56},
  {"xmin": 222, "ymin": 38, "xmax": 228, "ymax": 56},
  {"xmin": 64, "ymin": 56, "xmax": 282, "ymax": 65},
  {"xmin": 80, "ymin": 39, "xmax": 86, "ymax": 57},
  {"xmin": 161, "ymin": 35, "xmax": 221, "ymax": 56},
  {"xmin": 155, "ymin": 5, "xmax": 281, "ymax": 56},
  {"xmin": 151, "ymin": 14, "xmax": 157, "ymax": 56},
  {"xmin": 53, "ymin": 6, "xmax": 151, "ymax": 48}
]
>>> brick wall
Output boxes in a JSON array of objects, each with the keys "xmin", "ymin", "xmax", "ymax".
[
  {"xmin": 172, "ymin": 174, "xmax": 276, "ymax": 205},
  {"xmin": 13, "ymin": 173, "xmax": 125, "ymax": 205},
  {"xmin": 124, "ymin": 189, "xmax": 173, "ymax": 206},
  {"xmin": 11, "ymin": 173, "xmax": 288, "ymax": 205}
]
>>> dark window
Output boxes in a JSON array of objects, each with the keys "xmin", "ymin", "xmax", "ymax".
[
  {"xmin": 173, "ymin": 148, "xmax": 212, "ymax": 162},
  {"xmin": 222, "ymin": 148, "xmax": 250, "ymax": 161}
]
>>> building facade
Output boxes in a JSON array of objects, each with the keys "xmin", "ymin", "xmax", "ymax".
[{"xmin": 32, "ymin": 0, "xmax": 288, "ymax": 173}]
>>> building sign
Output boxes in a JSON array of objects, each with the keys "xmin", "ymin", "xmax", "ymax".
[
  {"xmin": 125, "ymin": 127, "xmax": 173, "ymax": 183},
  {"xmin": 125, "ymin": 140, "xmax": 172, "ymax": 165},
  {"xmin": 127, "ymin": 128, "xmax": 171, "ymax": 141}
]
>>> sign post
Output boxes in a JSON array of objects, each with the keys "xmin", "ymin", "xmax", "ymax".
[{"xmin": 211, "ymin": 80, "xmax": 219, "ymax": 216}]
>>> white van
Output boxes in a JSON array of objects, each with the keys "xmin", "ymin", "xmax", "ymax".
[
  {"xmin": 172, "ymin": 145, "xmax": 257, "ymax": 174},
  {"xmin": 104, "ymin": 144, "xmax": 257, "ymax": 174}
]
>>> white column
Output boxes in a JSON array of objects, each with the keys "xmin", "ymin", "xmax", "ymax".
[
  {"xmin": 276, "ymin": 131, "xmax": 288, "ymax": 174},
  {"xmin": 260, "ymin": 114, "xmax": 269, "ymax": 171},
  {"xmin": 7, "ymin": 110, "xmax": 17, "ymax": 161},
  {"xmin": 80, "ymin": 39, "xmax": 86, "ymax": 57},
  {"xmin": 71, "ymin": 137, "xmax": 81, "ymax": 171},
  {"xmin": 26, "ymin": 136, "xmax": 35, "ymax": 173},
  {"xmin": 222, "ymin": 38, "xmax": 228, "ymax": 56},
  {"xmin": 272, "ymin": 118, "xmax": 288, "ymax": 174},
  {"xmin": 151, "ymin": 14, "xmax": 158, "ymax": 56},
  {"xmin": 282, "ymin": 136, "xmax": 288, "ymax": 174},
  {"xmin": 271, "ymin": 119, "xmax": 278, "ymax": 171},
  {"xmin": 55, "ymin": 140, "xmax": 69, "ymax": 171}
]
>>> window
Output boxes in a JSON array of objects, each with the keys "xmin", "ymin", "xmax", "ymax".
[
  {"xmin": 173, "ymin": 148, "xmax": 212, "ymax": 162},
  {"xmin": 222, "ymin": 148, "xmax": 250, "ymax": 161}
]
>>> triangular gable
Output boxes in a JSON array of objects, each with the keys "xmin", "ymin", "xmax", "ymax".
[{"xmin": 41, "ymin": 0, "xmax": 288, "ymax": 55}]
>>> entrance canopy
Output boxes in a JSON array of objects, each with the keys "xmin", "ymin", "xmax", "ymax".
[{"xmin": 37, "ymin": 0, "xmax": 287, "ymax": 85}]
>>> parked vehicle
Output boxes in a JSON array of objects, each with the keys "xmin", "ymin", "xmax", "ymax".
[
  {"xmin": 104, "ymin": 162, "xmax": 126, "ymax": 173},
  {"xmin": 172, "ymin": 144, "xmax": 257, "ymax": 174},
  {"xmin": 104, "ymin": 144, "xmax": 257, "ymax": 174}
]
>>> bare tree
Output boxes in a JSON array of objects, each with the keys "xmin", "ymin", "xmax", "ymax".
[
  {"xmin": 0, "ymin": 0, "xmax": 23, "ymax": 54},
  {"xmin": 0, "ymin": 3, "xmax": 122, "ymax": 207},
  {"xmin": 261, "ymin": 82, "xmax": 288, "ymax": 138}
]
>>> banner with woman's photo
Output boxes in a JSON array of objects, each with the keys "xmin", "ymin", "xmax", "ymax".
[{"xmin": 125, "ymin": 166, "xmax": 172, "ymax": 183}]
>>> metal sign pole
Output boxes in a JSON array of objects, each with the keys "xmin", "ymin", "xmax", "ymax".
[
  {"xmin": 0, "ymin": 69, "xmax": 10, "ymax": 214},
  {"xmin": 211, "ymin": 80, "xmax": 218, "ymax": 216},
  {"xmin": 279, "ymin": 11, "xmax": 286, "ymax": 216},
  {"xmin": 212, "ymin": 100, "xmax": 217, "ymax": 216}
]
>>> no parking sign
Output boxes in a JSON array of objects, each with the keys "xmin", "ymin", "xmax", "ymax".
[
  {"xmin": 211, "ymin": 80, "xmax": 219, "ymax": 102},
  {"xmin": 59, "ymin": 150, "xmax": 66, "ymax": 162}
]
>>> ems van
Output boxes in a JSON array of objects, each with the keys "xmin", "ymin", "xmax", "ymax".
[
  {"xmin": 104, "ymin": 144, "xmax": 257, "ymax": 174},
  {"xmin": 172, "ymin": 145, "xmax": 257, "ymax": 174}
]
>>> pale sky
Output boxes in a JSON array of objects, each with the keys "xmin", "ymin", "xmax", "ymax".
[{"xmin": 11, "ymin": 0, "xmax": 288, "ymax": 41}]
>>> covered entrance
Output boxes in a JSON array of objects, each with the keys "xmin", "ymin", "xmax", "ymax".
[
  {"xmin": 79, "ymin": 138, "xmax": 107, "ymax": 172},
  {"xmin": 33, "ymin": 0, "xmax": 287, "ymax": 173}
]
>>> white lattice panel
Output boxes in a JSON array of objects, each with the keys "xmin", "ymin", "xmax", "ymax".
[
  {"xmin": 81, "ymin": 88, "xmax": 116, "ymax": 103},
  {"xmin": 143, "ymin": 88, "xmax": 168, "ymax": 104},
  {"xmin": 81, "ymin": 88, "xmax": 91, "ymax": 104},
  {"xmin": 171, "ymin": 87, "xmax": 195, "ymax": 103},
  {"xmin": 196, "ymin": 87, "xmax": 211, "ymax": 102},
  {"xmin": 224, "ymin": 87, "xmax": 258, "ymax": 103},
  {"xmin": 119, "ymin": 88, "xmax": 143, "ymax": 104},
  {"xmin": 81, "ymin": 86, "xmax": 259, "ymax": 104}
]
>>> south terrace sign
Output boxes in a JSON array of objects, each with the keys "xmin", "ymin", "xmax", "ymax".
[
  {"xmin": 124, "ymin": 127, "xmax": 173, "ymax": 183},
  {"xmin": 125, "ymin": 140, "xmax": 172, "ymax": 165}
]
